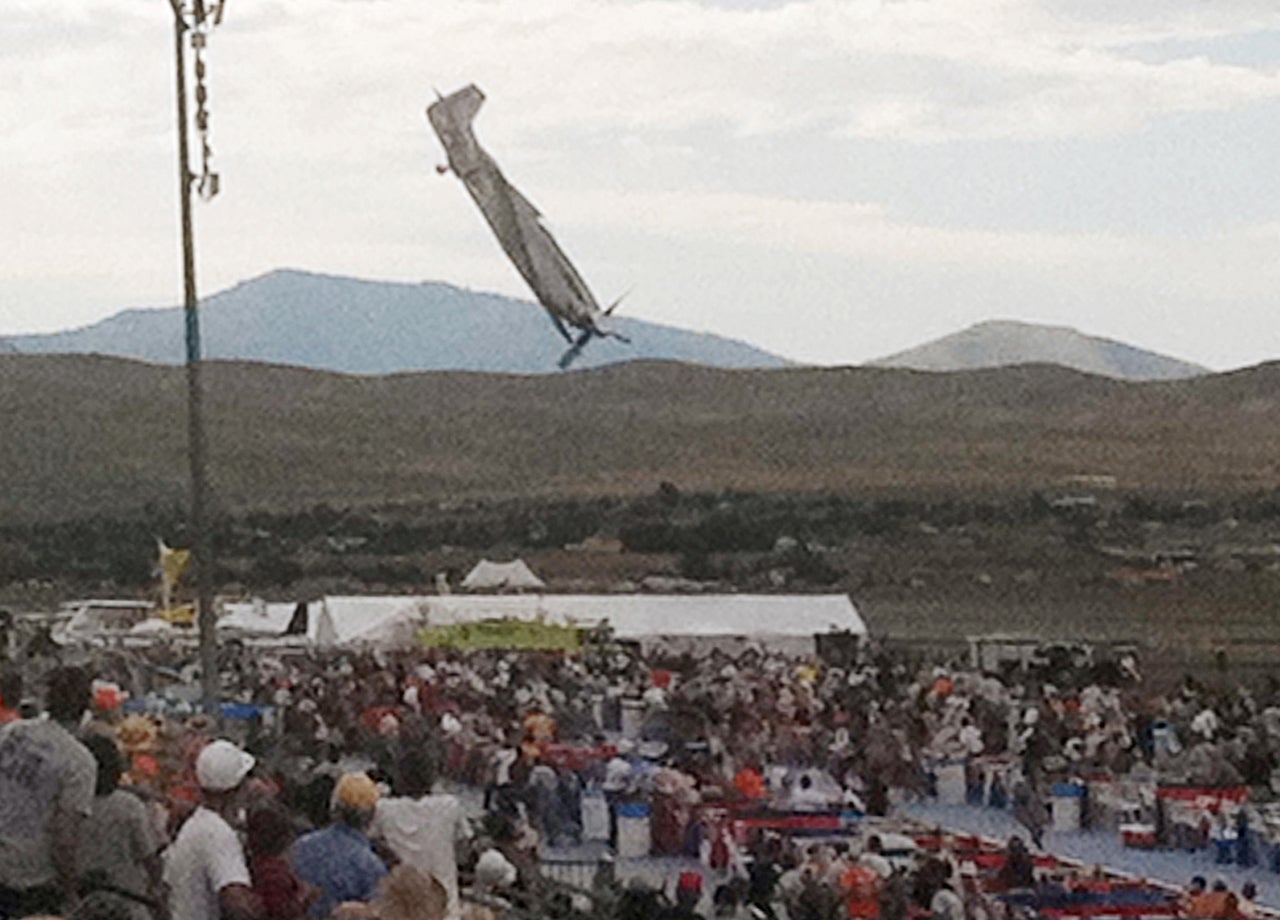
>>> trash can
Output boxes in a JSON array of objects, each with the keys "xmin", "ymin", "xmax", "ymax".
[
  {"xmin": 581, "ymin": 792, "xmax": 610, "ymax": 841},
  {"xmin": 935, "ymin": 760, "xmax": 967, "ymax": 806},
  {"xmin": 616, "ymin": 801, "xmax": 651, "ymax": 858},
  {"xmin": 1051, "ymin": 782, "xmax": 1085, "ymax": 833},
  {"xmin": 620, "ymin": 698, "xmax": 646, "ymax": 738}
]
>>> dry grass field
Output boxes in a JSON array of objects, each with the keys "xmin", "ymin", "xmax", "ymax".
[
  {"xmin": 3, "ymin": 354, "xmax": 1279, "ymax": 665},
  {"xmin": 4, "ymin": 354, "xmax": 1280, "ymax": 520}
]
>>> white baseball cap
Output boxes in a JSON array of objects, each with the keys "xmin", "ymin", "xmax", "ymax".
[
  {"xmin": 196, "ymin": 739, "xmax": 256, "ymax": 792},
  {"xmin": 475, "ymin": 849, "xmax": 518, "ymax": 889}
]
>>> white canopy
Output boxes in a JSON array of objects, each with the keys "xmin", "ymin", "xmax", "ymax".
[
  {"xmin": 461, "ymin": 559, "xmax": 546, "ymax": 591},
  {"xmin": 311, "ymin": 596, "xmax": 426, "ymax": 648},
  {"xmin": 215, "ymin": 594, "xmax": 863, "ymax": 652},
  {"xmin": 219, "ymin": 600, "xmax": 301, "ymax": 636},
  {"xmin": 419, "ymin": 594, "xmax": 864, "ymax": 647},
  {"xmin": 129, "ymin": 618, "xmax": 177, "ymax": 636}
]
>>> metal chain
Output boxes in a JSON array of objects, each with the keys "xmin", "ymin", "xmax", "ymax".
[{"xmin": 190, "ymin": 12, "xmax": 219, "ymax": 200}]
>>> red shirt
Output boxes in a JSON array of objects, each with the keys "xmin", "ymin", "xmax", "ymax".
[
  {"xmin": 841, "ymin": 864, "xmax": 882, "ymax": 919},
  {"xmin": 251, "ymin": 853, "xmax": 310, "ymax": 920}
]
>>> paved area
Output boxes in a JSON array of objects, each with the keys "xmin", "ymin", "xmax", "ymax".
[{"xmin": 905, "ymin": 801, "xmax": 1280, "ymax": 910}]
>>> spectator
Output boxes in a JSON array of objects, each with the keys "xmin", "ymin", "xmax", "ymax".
[
  {"xmin": 164, "ymin": 738, "xmax": 262, "ymax": 920},
  {"xmin": 860, "ymin": 835, "xmax": 892, "ymax": 879},
  {"xmin": 996, "ymin": 836, "xmax": 1036, "ymax": 890},
  {"xmin": 77, "ymin": 734, "xmax": 163, "ymax": 920},
  {"xmin": 1012, "ymin": 778, "xmax": 1049, "ymax": 849},
  {"xmin": 0, "ymin": 666, "xmax": 96, "ymax": 918},
  {"xmin": 659, "ymin": 871, "xmax": 705, "ymax": 919},
  {"xmin": 1237, "ymin": 882, "xmax": 1259, "ymax": 919},
  {"xmin": 371, "ymin": 751, "xmax": 472, "ymax": 920},
  {"xmin": 928, "ymin": 863, "xmax": 964, "ymax": 920},
  {"xmin": 292, "ymin": 772, "xmax": 387, "ymax": 918},
  {"xmin": 246, "ymin": 802, "xmax": 313, "ymax": 920}
]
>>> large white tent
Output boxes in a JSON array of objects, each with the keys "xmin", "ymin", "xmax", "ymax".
[
  {"xmin": 218, "ymin": 597, "xmax": 423, "ymax": 647},
  {"xmin": 214, "ymin": 594, "xmax": 864, "ymax": 653},
  {"xmin": 310, "ymin": 596, "xmax": 426, "ymax": 648},
  {"xmin": 420, "ymin": 594, "xmax": 861, "ymax": 639}
]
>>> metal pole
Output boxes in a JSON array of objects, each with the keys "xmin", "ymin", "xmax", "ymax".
[{"xmin": 171, "ymin": 6, "xmax": 219, "ymax": 712}]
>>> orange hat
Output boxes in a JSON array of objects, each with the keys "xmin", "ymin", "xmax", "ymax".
[{"xmin": 333, "ymin": 772, "xmax": 381, "ymax": 811}]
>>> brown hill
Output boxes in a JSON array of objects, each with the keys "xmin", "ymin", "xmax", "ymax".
[{"xmin": 3, "ymin": 354, "xmax": 1280, "ymax": 523}]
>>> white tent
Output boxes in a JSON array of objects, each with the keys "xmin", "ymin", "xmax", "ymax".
[
  {"xmin": 218, "ymin": 600, "xmax": 301, "ymax": 636},
  {"xmin": 129, "ymin": 618, "xmax": 177, "ymax": 636},
  {"xmin": 310, "ymin": 596, "xmax": 426, "ymax": 648},
  {"xmin": 417, "ymin": 594, "xmax": 864, "ymax": 653},
  {"xmin": 461, "ymin": 559, "xmax": 545, "ymax": 591},
  {"xmin": 208, "ymin": 593, "xmax": 864, "ymax": 654}
]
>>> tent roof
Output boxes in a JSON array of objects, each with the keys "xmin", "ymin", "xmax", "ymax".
[
  {"xmin": 313, "ymin": 596, "xmax": 426, "ymax": 646},
  {"xmin": 209, "ymin": 594, "xmax": 864, "ymax": 645},
  {"xmin": 219, "ymin": 602, "xmax": 299, "ymax": 636},
  {"xmin": 419, "ymin": 594, "xmax": 864, "ymax": 639},
  {"xmin": 461, "ymin": 559, "xmax": 545, "ymax": 590}
]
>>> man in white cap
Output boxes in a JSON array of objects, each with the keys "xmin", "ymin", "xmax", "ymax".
[{"xmin": 164, "ymin": 739, "xmax": 262, "ymax": 920}]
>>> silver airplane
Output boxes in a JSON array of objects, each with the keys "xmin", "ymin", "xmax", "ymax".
[{"xmin": 427, "ymin": 84, "xmax": 629, "ymax": 370}]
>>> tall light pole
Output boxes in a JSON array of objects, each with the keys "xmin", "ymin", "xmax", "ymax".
[{"xmin": 167, "ymin": 0, "xmax": 224, "ymax": 711}]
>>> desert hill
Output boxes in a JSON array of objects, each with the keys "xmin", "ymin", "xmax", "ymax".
[
  {"xmin": 0, "ymin": 270, "xmax": 790, "ymax": 375},
  {"xmin": 870, "ymin": 319, "xmax": 1206, "ymax": 381},
  {"xmin": 2, "ymin": 354, "xmax": 1279, "ymax": 523}
]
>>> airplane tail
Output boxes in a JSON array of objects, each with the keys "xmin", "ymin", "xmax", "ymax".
[
  {"xmin": 596, "ymin": 289, "xmax": 632, "ymax": 342},
  {"xmin": 604, "ymin": 289, "xmax": 632, "ymax": 316}
]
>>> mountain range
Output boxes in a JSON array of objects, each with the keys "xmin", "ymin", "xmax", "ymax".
[
  {"xmin": 871, "ymin": 319, "xmax": 1206, "ymax": 381},
  {"xmin": 1, "ymin": 271, "xmax": 1209, "ymax": 380},
  {"xmin": 0, "ymin": 270, "xmax": 789, "ymax": 375}
]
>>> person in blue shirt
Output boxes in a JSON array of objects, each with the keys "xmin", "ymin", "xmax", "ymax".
[{"xmin": 291, "ymin": 772, "xmax": 388, "ymax": 918}]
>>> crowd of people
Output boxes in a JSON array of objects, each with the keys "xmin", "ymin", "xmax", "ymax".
[{"xmin": 0, "ymin": 629, "xmax": 1278, "ymax": 920}]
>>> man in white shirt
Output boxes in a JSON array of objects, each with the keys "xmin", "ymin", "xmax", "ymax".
[
  {"xmin": 0, "ymin": 666, "xmax": 96, "ymax": 918},
  {"xmin": 164, "ymin": 739, "xmax": 261, "ymax": 920},
  {"xmin": 929, "ymin": 864, "xmax": 965, "ymax": 920},
  {"xmin": 859, "ymin": 834, "xmax": 893, "ymax": 879},
  {"xmin": 371, "ymin": 750, "xmax": 472, "ymax": 920}
]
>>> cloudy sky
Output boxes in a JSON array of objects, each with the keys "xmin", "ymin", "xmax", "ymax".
[{"xmin": 4, "ymin": 0, "xmax": 1280, "ymax": 369}]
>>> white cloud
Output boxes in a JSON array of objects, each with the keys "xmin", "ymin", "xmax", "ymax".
[{"xmin": 3, "ymin": 0, "xmax": 1280, "ymax": 370}]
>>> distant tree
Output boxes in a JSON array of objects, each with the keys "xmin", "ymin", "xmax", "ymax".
[
  {"xmin": 657, "ymin": 481, "xmax": 681, "ymax": 507},
  {"xmin": 0, "ymin": 541, "xmax": 35, "ymax": 584},
  {"xmin": 249, "ymin": 552, "xmax": 302, "ymax": 588},
  {"xmin": 678, "ymin": 549, "xmax": 716, "ymax": 581}
]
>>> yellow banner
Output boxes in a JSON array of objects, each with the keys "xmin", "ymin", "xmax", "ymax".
[
  {"xmin": 420, "ymin": 618, "xmax": 581, "ymax": 651},
  {"xmin": 159, "ymin": 542, "xmax": 191, "ymax": 593},
  {"xmin": 158, "ymin": 604, "xmax": 195, "ymax": 626}
]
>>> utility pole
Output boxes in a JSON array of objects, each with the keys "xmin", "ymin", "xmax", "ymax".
[{"xmin": 167, "ymin": 0, "xmax": 225, "ymax": 712}]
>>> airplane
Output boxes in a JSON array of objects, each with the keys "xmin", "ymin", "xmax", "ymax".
[{"xmin": 426, "ymin": 84, "xmax": 630, "ymax": 370}]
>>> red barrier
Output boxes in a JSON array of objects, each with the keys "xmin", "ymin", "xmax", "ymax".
[{"xmin": 1155, "ymin": 785, "xmax": 1248, "ymax": 812}]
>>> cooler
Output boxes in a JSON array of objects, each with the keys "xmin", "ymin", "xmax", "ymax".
[
  {"xmin": 936, "ymin": 760, "xmax": 968, "ymax": 806},
  {"xmin": 620, "ymin": 699, "xmax": 646, "ymax": 738},
  {"xmin": 616, "ymin": 802, "xmax": 651, "ymax": 858},
  {"xmin": 1051, "ymin": 782, "xmax": 1085, "ymax": 833}
]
